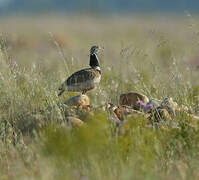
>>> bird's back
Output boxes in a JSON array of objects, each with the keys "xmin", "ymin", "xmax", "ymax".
[
  {"xmin": 67, "ymin": 68, "xmax": 98, "ymax": 85},
  {"xmin": 59, "ymin": 67, "xmax": 101, "ymax": 93}
]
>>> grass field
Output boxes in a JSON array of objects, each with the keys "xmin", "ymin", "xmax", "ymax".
[{"xmin": 1, "ymin": 15, "xmax": 199, "ymax": 180}]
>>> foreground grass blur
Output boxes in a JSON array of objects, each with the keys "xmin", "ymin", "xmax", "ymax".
[{"xmin": 0, "ymin": 15, "xmax": 199, "ymax": 179}]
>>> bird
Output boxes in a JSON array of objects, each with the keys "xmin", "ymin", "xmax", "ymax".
[{"xmin": 58, "ymin": 46, "xmax": 102, "ymax": 96}]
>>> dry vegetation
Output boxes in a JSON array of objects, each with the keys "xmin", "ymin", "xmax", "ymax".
[{"xmin": 1, "ymin": 15, "xmax": 199, "ymax": 180}]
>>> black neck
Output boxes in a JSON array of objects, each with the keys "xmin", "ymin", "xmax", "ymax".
[{"xmin": 90, "ymin": 53, "xmax": 100, "ymax": 68}]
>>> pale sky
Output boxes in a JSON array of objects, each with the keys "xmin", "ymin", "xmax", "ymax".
[{"xmin": 0, "ymin": 0, "xmax": 12, "ymax": 7}]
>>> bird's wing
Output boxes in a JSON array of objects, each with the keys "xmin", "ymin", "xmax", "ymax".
[{"xmin": 66, "ymin": 68, "xmax": 98, "ymax": 85}]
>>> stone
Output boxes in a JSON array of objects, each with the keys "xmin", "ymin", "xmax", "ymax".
[
  {"xmin": 119, "ymin": 92, "xmax": 149, "ymax": 110},
  {"xmin": 66, "ymin": 116, "xmax": 85, "ymax": 127},
  {"xmin": 64, "ymin": 94, "xmax": 90, "ymax": 109},
  {"xmin": 105, "ymin": 103, "xmax": 123, "ymax": 120},
  {"xmin": 149, "ymin": 107, "xmax": 172, "ymax": 122}
]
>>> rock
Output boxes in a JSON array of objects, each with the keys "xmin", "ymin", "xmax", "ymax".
[
  {"xmin": 120, "ymin": 105, "xmax": 149, "ymax": 118},
  {"xmin": 149, "ymin": 107, "xmax": 172, "ymax": 122},
  {"xmin": 188, "ymin": 114, "xmax": 199, "ymax": 120},
  {"xmin": 147, "ymin": 98, "xmax": 162, "ymax": 109},
  {"xmin": 105, "ymin": 103, "xmax": 124, "ymax": 120},
  {"xmin": 176, "ymin": 104, "xmax": 192, "ymax": 114},
  {"xmin": 57, "ymin": 103, "xmax": 77, "ymax": 117},
  {"xmin": 161, "ymin": 97, "xmax": 177, "ymax": 112},
  {"xmin": 106, "ymin": 103, "xmax": 150, "ymax": 121},
  {"xmin": 160, "ymin": 97, "xmax": 192, "ymax": 117},
  {"xmin": 66, "ymin": 116, "xmax": 85, "ymax": 127},
  {"xmin": 145, "ymin": 97, "xmax": 177, "ymax": 120},
  {"xmin": 119, "ymin": 92, "xmax": 149, "ymax": 110},
  {"xmin": 105, "ymin": 103, "xmax": 118, "ymax": 111},
  {"xmin": 179, "ymin": 105, "xmax": 189, "ymax": 113},
  {"xmin": 64, "ymin": 94, "xmax": 90, "ymax": 109}
]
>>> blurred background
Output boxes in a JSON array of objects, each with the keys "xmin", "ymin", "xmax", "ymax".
[{"xmin": 0, "ymin": 0, "xmax": 199, "ymax": 14}]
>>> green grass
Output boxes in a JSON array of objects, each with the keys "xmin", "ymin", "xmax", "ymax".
[{"xmin": 0, "ymin": 15, "xmax": 199, "ymax": 179}]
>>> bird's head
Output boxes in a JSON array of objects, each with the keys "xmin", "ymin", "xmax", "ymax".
[{"xmin": 90, "ymin": 45, "xmax": 103, "ymax": 55}]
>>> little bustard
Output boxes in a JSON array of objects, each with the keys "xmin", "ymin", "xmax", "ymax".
[{"xmin": 58, "ymin": 46, "xmax": 102, "ymax": 96}]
